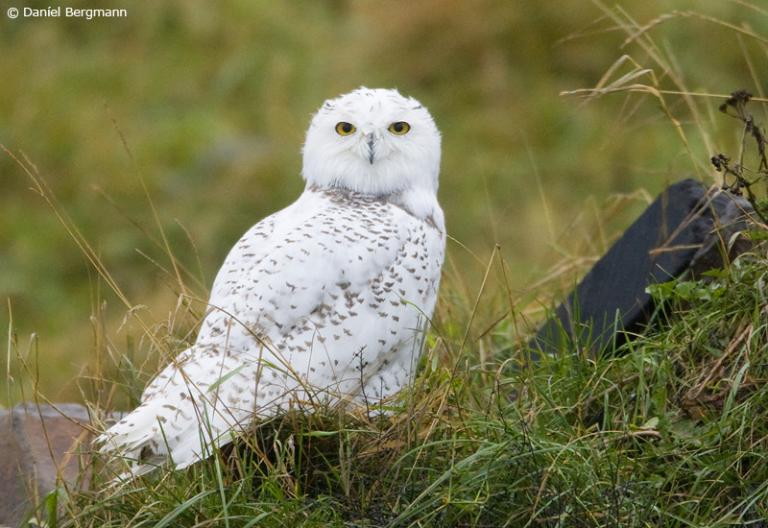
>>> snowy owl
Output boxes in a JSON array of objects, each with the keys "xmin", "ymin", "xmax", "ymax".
[{"xmin": 97, "ymin": 87, "xmax": 446, "ymax": 474}]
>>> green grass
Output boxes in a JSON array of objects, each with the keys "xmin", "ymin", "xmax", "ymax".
[
  {"xmin": 24, "ymin": 245, "xmax": 768, "ymax": 527},
  {"xmin": 6, "ymin": 1, "xmax": 768, "ymax": 526}
]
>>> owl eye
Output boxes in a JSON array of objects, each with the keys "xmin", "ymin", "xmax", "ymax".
[
  {"xmin": 335, "ymin": 122, "xmax": 356, "ymax": 136},
  {"xmin": 388, "ymin": 121, "xmax": 411, "ymax": 135}
]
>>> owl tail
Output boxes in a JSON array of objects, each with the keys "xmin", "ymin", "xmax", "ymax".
[
  {"xmin": 96, "ymin": 399, "xmax": 163, "ymax": 455},
  {"xmin": 95, "ymin": 391, "xmax": 250, "ymax": 481}
]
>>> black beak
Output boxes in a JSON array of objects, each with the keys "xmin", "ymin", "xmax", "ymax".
[{"xmin": 367, "ymin": 136, "xmax": 375, "ymax": 164}]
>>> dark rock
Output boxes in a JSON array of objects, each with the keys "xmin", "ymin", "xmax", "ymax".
[{"xmin": 531, "ymin": 179, "xmax": 757, "ymax": 355}]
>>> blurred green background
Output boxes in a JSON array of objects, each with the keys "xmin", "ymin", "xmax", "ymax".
[{"xmin": 1, "ymin": 0, "xmax": 766, "ymax": 401}]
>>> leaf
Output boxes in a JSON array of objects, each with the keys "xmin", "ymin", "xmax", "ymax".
[
  {"xmin": 207, "ymin": 364, "xmax": 248, "ymax": 393},
  {"xmin": 640, "ymin": 416, "xmax": 659, "ymax": 430}
]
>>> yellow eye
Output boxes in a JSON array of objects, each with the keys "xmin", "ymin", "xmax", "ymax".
[
  {"xmin": 388, "ymin": 121, "xmax": 411, "ymax": 135},
  {"xmin": 335, "ymin": 122, "xmax": 356, "ymax": 136}
]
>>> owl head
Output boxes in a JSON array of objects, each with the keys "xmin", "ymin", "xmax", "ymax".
[{"xmin": 302, "ymin": 87, "xmax": 441, "ymax": 196}]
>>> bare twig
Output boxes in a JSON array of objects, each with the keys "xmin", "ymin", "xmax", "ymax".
[{"xmin": 711, "ymin": 90, "xmax": 768, "ymax": 224}]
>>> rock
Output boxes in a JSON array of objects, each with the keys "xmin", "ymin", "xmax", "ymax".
[
  {"xmin": 690, "ymin": 192, "xmax": 755, "ymax": 278},
  {"xmin": 0, "ymin": 403, "xmax": 94, "ymax": 527},
  {"xmin": 531, "ymin": 179, "xmax": 758, "ymax": 355}
]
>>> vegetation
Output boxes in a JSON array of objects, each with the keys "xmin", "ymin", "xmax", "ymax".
[
  {"xmin": 65, "ymin": 252, "xmax": 768, "ymax": 526},
  {"xmin": 27, "ymin": 242, "xmax": 768, "ymax": 527},
  {"xmin": 4, "ymin": 0, "xmax": 768, "ymax": 526}
]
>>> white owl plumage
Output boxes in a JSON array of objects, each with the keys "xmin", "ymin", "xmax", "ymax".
[{"xmin": 98, "ymin": 87, "xmax": 446, "ymax": 474}]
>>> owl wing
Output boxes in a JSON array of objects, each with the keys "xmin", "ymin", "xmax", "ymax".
[{"xmin": 199, "ymin": 189, "xmax": 414, "ymax": 346}]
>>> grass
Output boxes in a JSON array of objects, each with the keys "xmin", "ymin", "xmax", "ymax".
[
  {"xmin": 24, "ymin": 244, "xmax": 768, "ymax": 527},
  {"xmin": 5, "ymin": 1, "xmax": 768, "ymax": 526}
]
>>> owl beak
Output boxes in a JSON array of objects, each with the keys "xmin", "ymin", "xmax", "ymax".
[{"xmin": 365, "ymin": 133, "xmax": 376, "ymax": 164}]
